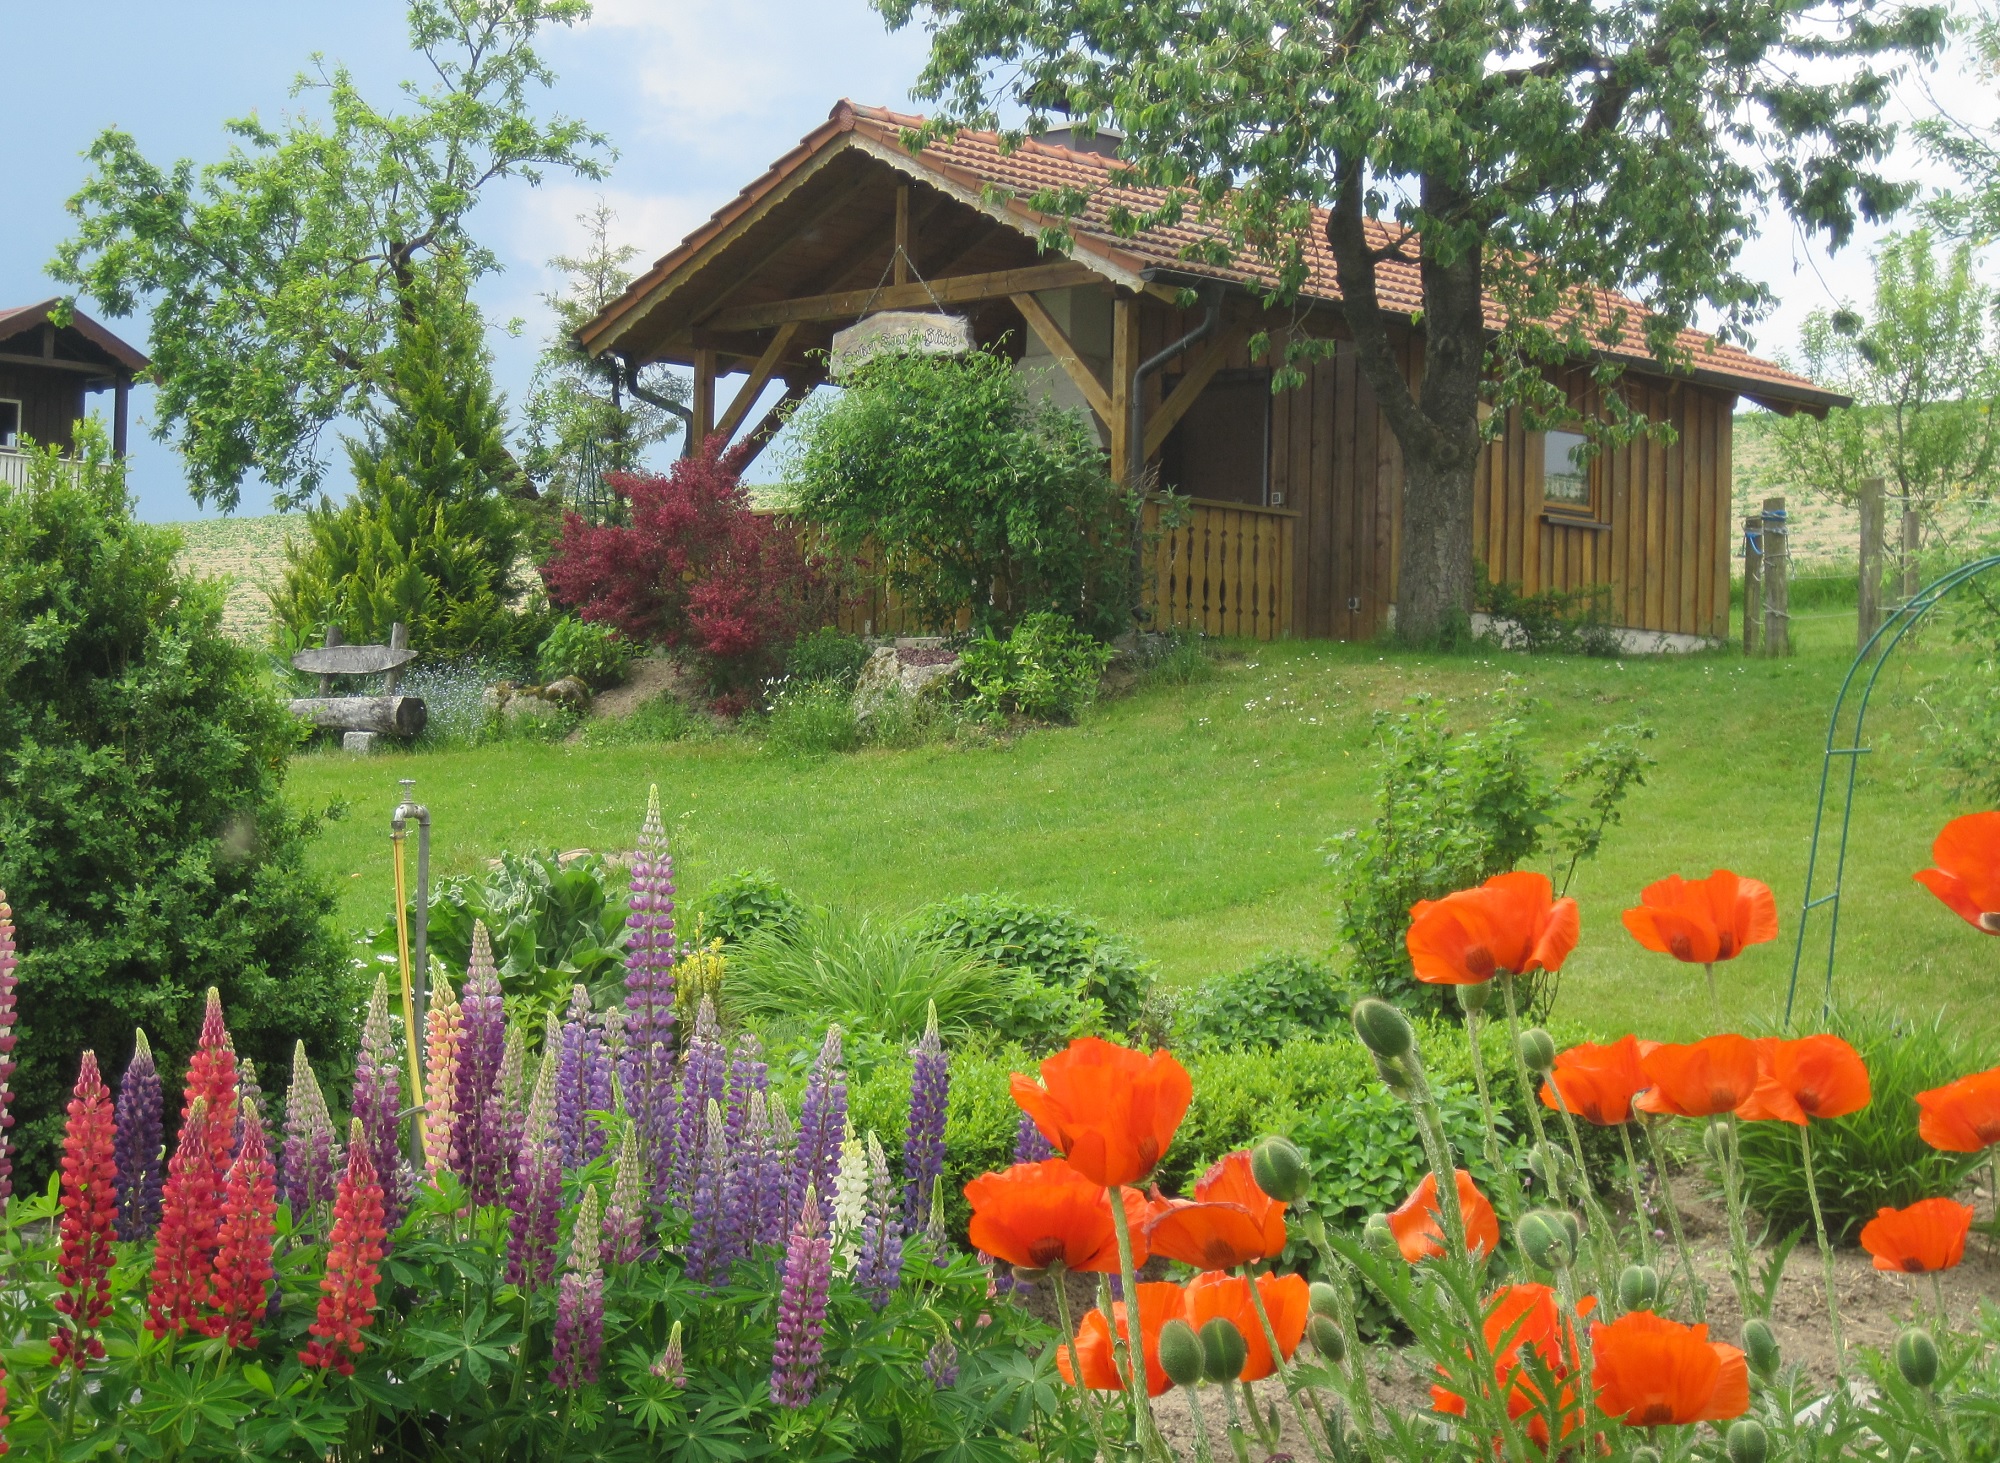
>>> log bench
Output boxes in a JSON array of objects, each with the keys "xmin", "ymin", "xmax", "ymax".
[{"xmin": 289, "ymin": 624, "xmax": 427, "ymax": 750}]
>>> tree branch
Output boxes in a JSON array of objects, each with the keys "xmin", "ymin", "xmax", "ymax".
[{"xmin": 1325, "ymin": 154, "xmax": 1442, "ymax": 461}]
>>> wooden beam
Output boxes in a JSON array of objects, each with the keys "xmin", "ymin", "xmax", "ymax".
[
  {"xmin": 691, "ymin": 348, "xmax": 717, "ymax": 446},
  {"xmin": 1142, "ymin": 324, "xmax": 1250, "ymax": 460},
  {"xmin": 1109, "ymin": 295, "xmax": 1140, "ymax": 486},
  {"xmin": 705, "ymin": 260, "xmax": 1100, "ymax": 333},
  {"xmin": 713, "ymin": 323, "xmax": 802, "ymax": 444},
  {"xmin": 686, "ymin": 183, "xmax": 871, "ymax": 330},
  {"xmin": 1011, "ymin": 293, "xmax": 1112, "ymax": 425},
  {"xmin": 894, "ymin": 185, "xmax": 911, "ymax": 286},
  {"xmin": 733, "ymin": 377, "xmax": 821, "ymax": 472},
  {"xmin": 0, "ymin": 352, "xmax": 115, "ymax": 377}
]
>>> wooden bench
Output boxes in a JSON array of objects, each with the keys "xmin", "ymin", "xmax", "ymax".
[{"xmin": 288, "ymin": 624, "xmax": 428, "ymax": 746}]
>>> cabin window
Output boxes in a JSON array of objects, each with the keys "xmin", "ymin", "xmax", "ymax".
[
  {"xmin": 1160, "ymin": 369, "xmax": 1272, "ymax": 507},
  {"xmin": 0, "ymin": 399, "xmax": 20, "ymax": 451},
  {"xmin": 1541, "ymin": 428, "xmax": 1596, "ymax": 516}
]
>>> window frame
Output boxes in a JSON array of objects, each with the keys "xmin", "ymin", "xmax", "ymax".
[
  {"xmin": 0, "ymin": 398, "xmax": 21, "ymax": 452},
  {"xmin": 1538, "ymin": 425, "xmax": 1603, "ymax": 524}
]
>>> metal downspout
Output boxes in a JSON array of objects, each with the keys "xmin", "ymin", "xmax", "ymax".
[{"xmin": 621, "ymin": 355, "xmax": 695, "ymax": 459}]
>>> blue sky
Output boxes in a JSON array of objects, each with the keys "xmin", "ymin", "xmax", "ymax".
[{"xmin": 0, "ymin": 1, "xmax": 1968, "ymax": 522}]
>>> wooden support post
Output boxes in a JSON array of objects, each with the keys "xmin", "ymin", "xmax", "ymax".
[
  {"xmin": 1900, "ymin": 505, "xmax": 1922, "ymax": 602},
  {"xmin": 1742, "ymin": 515, "xmax": 1763, "ymax": 656},
  {"xmin": 1857, "ymin": 476, "xmax": 1884, "ymax": 644},
  {"xmin": 713, "ymin": 322, "xmax": 801, "ymax": 444},
  {"xmin": 894, "ymin": 185, "xmax": 911, "ymax": 286},
  {"xmin": 384, "ymin": 622, "xmax": 409, "ymax": 696},
  {"xmin": 691, "ymin": 348, "xmax": 717, "ymax": 449},
  {"xmin": 113, "ymin": 375, "xmax": 130, "ymax": 456},
  {"xmin": 1761, "ymin": 495, "xmax": 1789, "ymax": 657},
  {"xmin": 318, "ymin": 625, "xmax": 344, "ymax": 697},
  {"xmin": 1011, "ymin": 292, "xmax": 1113, "ymax": 425},
  {"xmin": 1109, "ymin": 294, "xmax": 1139, "ymax": 486}
]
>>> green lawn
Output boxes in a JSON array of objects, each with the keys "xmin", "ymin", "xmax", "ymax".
[{"xmin": 284, "ymin": 606, "xmax": 1998, "ymax": 1046}]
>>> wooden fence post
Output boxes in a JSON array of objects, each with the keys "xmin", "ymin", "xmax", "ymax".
[
  {"xmin": 317, "ymin": 625, "xmax": 344, "ymax": 698},
  {"xmin": 1857, "ymin": 477, "xmax": 1884, "ymax": 644},
  {"xmin": 1743, "ymin": 515, "xmax": 1764, "ymax": 656},
  {"xmin": 1900, "ymin": 506, "xmax": 1922, "ymax": 603},
  {"xmin": 1761, "ymin": 495, "xmax": 1789, "ymax": 657}
]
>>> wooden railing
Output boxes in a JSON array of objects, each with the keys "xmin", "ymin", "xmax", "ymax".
[
  {"xmin": 1143, "ymin": 496, "xmax": 1296, "ymax": 641},
  {"xmin": 0, "ymin": 451, "xmax": 83, "ymax": 492}
]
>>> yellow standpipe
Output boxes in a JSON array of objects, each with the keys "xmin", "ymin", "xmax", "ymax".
[{"xmin": 391, "ymin": 821, "xmax": 427, "ymax": 1162}]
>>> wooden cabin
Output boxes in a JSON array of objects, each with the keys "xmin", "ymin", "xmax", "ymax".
[
  {"xmin": 579, "ymin": 102, "xmax": 1844, "ymax": 646},
  {"xmin": 0, "ymin": 301, "xmax": 147, "ymax": 487}
]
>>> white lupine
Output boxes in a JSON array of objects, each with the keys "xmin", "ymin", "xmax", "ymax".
[{"xmin": 831, "ymin": 1120, "xmax": 870, "ymax": 1268}]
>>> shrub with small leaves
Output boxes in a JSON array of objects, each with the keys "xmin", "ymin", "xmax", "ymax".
[
  {"xmin": 692, "ymin": 870, "xmax": 808, "ymax": 948},
  {"xmin": 1176, "ymin": 952, "xmax": 1353, "ymax": 1051},
  {"xmin": 536, "ymin": 616, "xmax": 629, "ymax": 688},
  {"xmin": 956, "ymin": 612, "xmax": 1113, "ymax": 722},
  {"xmin": 912, "ymin": 892, "xmax": 1153, "ymax": 1032}
]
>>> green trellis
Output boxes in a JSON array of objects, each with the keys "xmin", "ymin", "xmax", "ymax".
[{"xmin": 1784, "ymin": 554, "xmax": 2000, "ymax": 1026}]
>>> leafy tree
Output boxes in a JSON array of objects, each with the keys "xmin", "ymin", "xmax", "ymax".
[
  {"xmin": 271, "ymin": 309, "xmax": 538, "ymax": 659},
  {"xmin": 0, "ymin": 427, "xmax": 351, "ymax": 1183},
  {"xmin": 1917, "ymin": 5, "xmax": 2000, "ymax": 241},
  {"xmin": 875, "ymin": 0, "xmax": 1943, "ymax": 642},
  {"xmin": 52, "ymin": 0, "xmax": 607, "ymax": 511},
  {"xmin": 521, "ymin": 203, "xmax": 687, "ymax": 523},
  {"xmin": 783, "ymin": 346, "xmax": 1135, "ymax": 636},
  {"xmin": 1769, "ymin": 231, "xmax": 2000, "ymax": 549}
]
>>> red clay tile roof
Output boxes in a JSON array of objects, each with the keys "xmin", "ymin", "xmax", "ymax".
[
  {"xmin": 0, "ymin": 300, "xmax": 149, "ymax": 375},
  {"xmin": 587, "ymin": 100, "xmax": 1839, "ymax": 411}
]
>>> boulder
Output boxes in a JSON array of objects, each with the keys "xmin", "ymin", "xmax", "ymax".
[{"xmin": 853, "ymin": 645, "xmax": 960, "ymax": 719}]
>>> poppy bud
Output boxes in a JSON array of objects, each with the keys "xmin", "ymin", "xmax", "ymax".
[
  {"xmin": 1704, "ymin": 1123, "xmax": 1730, "ymax": 1164},
  {"xmin": 1308, "ymin": 1281, "xmax": 1341, "ymax": 1320},
  {"xmin": 1894, "ymin": 1328, "xmax": 1939, "ymax": 1390},
  {"xmin": 1455, "ymin": 982, "xmax": 1492, "ymax": 1015},
  {"xmin": 1364, "ymin": 1213, "xmax": 1398, "ymax": 1259},
  {"xmin": 1726, "ymin": 1419, "xmax": 1769, "ymax": 1463},
  {"xmin": 1308, "ymin": 1314, "xmax": 1346, "ymax": 1363},
  {"xmin": 1252, "ymin": 1136, "xmax": 1311, "ymax": 1203},
  {"xmin": 1741, "ymin": 1319, "xmax": 1780, "ymax": 1380},
  {"xmin": 1617, "ymin": 1264, "xmax": 1660, "ymax": 1312},
  {"xmin": 1200, "ymin": 1316, "xmax": 1249, "ymax": 1383},
  {"xmin": 1556, "ymin": 1210, "xmax": 1581, "ymax": 1253},
  {"xmin": 1159, "ymin": 1318, "xmax": 1207, "ymax": 1389},
  {"xmin": 1373, "ymin": 1054, "xmax": 1415, "ymax": 1098},
  {"xmin": 1011, "ymin": 1265, "xmax": 1047, "ymax": 1284},
  {"xmin": 1352, "ymin": 998, "xmax": 1414, "ymax": 1060},
  {"xmin": 1517, "ymin": 1210, "xmax": 1569, "ymax": 1268},
  {"xmin": 1517, "ymin": 1028, "xmax": 1557, "ymax": 1073}
]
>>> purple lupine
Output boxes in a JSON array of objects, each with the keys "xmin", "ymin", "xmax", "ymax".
[
  {"xmin": 771, "ymin": 1185, "xmax": 832, "ymax": 1409},
  {"xmin": 281, "ymin": 1040, "xmax": 340, "ymax": 1234},
  {"xmin": 788, "ymin": 1026, "xmax": 846, "ymax": 1232},
  {"xmin": 602, "ymin": 1122, "xmax": 646, "ymax": 1266},
  {"xmin": 924, "ymin": 1339, "xmax": 959, "ymax": 1389},
  {"xmin": 555, "ymin": 986, "xmax": 613, "ymax": 1169},
  {"xmin": 112, "ymin": 1028, "xmax": 166, "ymax": 1242},
  {"xmin": 855, "ymin": 1132, "xmax": 903, "ymax": 1310},
  {"xmin": 684, "ymin": 1100, "xmax": 735, "ymax": 1287},
  {"xmin": 0, "ymin": 895, "xmax": 18, "ymax": 1213},
  {"xmin": 903, "ymin": 1004, "xmax": 949, "ymax": 1230},
  {"xmin": 234, "ymin": 1057, "xmax": 264, "ymax": 1158},
  {"xmin": 507, "ymin": 1018, "xmax": 563, "ymax": 1287},
  {"xmin": 453, "ymin": 922, "xmax": 511, "ymax": 1205},
  {"xmin": 1012, "ymin": 1109, "xmax": 1056, "ymax": 1165},
  {"xmin": 724, "ymin": 1030, "xmax": 767, "ymax": 1152},
  {"xmin": 728, "ymin": 1089, "xmax": 783, "ymax": 1253},
  {"xmin": 621, "ymin": 786, "xmax": 679, "ymax": 1210},
  {"xmin": 550, "ymin": 1186, "xmax": 605, "ymax": 1389},
  {"xmin": 351, "ymin": 977, "xmax": 408, "ymax": 1230},
  {"xmin": 763, "ymin": 1094, "xmax": 796, "ymax": 1247},
  {"xmin": 671, "ymin": 999, "xmax": 726, "ymax": 1204}
]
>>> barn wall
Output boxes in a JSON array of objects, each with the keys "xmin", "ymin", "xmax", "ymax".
[
  {"xmin": 0, "ymin": 364, "xmax": 86, "ymax": 452},
  {"xmin": 1140, "ymin": 299, "xmax": 1734, "ymax": 642}
]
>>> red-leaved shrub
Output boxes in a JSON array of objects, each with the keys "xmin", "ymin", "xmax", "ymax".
[{"xmin": 540, "ymin": 440, "xmax": 825, "ymax": 702}]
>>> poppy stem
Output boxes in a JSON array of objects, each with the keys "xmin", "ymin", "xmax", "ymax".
[
  {"xmin": 1108, "ymin": 1184, "xmax": 1169, "ymax": 1460},
  {"xmin": 1798, "ymin": 1124, "xmax": 1847, "ymax": 1375},
  {"xmin": 1547, "ymin": 1082, "xmax": 1621, "ymax": 1303},
  {"xmin": 1400, "ymin": 1044, "xmax": 1469, "ymax": 1258},
  {"xmin": 1050, "ymin": 1267, "xmax": 1117, "ymax": 1463},
  {"xmin": 1460, "ymin": 1007, "xmax": 1510, "ymax": 1200},
  {"xmin": 1300, "ymin": 1220, "xmax": 1386, "ymax": 1463},
  {"xmin": 1616, "ymin": 1123, "xmax": 1656, "ymax": 1270},
  {"xmin": 1241, "ymin": 1263, "xmax": 1336, "ymax": 1463},
  {"xmin": 1930, "ymin": 1271, "xmax": 1950, "ymax": 1333},
  {"xmin": 1716, "ymin": 1115, "xmax": 1757, "ymax": 1321},
  {"xmin": 1704, "ymin": 962, "xmax": 1723, "ymax": 1028},
  {"xmin": 1183, "ymin": 1379, "xmax": 1220, "ymax": 1463},
  {"xmin": 1217, "ymin": 1373, "xmax": 1255, "ymax": 1463},
  {"xmin": 1642, "ymin": 1117, "xmax": 1706, "ymax": 1323},
  {"xmin": 1500, "ymin": 973, "xmax": 1566, "ymax": 1211}
]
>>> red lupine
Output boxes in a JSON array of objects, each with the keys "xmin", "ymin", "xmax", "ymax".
[
  {"xmin": 146, "ymin": 1100, "xmax": 226, "ymax": 1339},
  {"xmin": 185, "ymin": 988, "xmax": 240, "ymax": 1176},
  {"xmin": 301, "ymin": 1119, "xmax": 389, "ymax": 1377},
  {"xmin": 210, "ymin": 1096, "xmax": 278, "ymax": 1349},
  {"xmin": 51, "ymin": 1051, "xmax": 117, "ymax": 1369}
]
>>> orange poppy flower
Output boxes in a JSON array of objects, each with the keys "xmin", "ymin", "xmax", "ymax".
[
  {"xmin": 1181, "ymin": 1271, "xmax": 1310, "ymax": 1382},
  {"xmin": 1054, "ymin": 1280, "xmax": 1185, "ymax": 1395},
  {"xmin": 1540, "ymin": 1036, "xmax": 1652, "ymax": 1126},
  {"xmin": 1011, "ymin": 1037, "xmax": 1194, "ymax": 1187},
  {"xmin": 1590, "ymin": 1311, "xmax": 1750, "ymax": 1427},
  {"xmin": 1143, "ymin": 1151, "xmax": 1288, "ymax": 1270},
  {"xmin": 1859, "ymin": 1197, "xmax": 1973, "ymax": 1274},
  {"xmin": 1621, "ymin": 870, "xmax": 1780, "ymax": 965},
  {"xmin": 1431, "ymin": 1284, "xmax": 1597, "ymax": 1447},
  {"xmin": 964, "ymin": 1159, "xmax": 1147, "ymax": 1274},
  {"xmin": 1736, "ymin": 1035, "xmax": 1871, "ymax": 1125},
  {"xmin": 1635, "ymin": 1036, "xmax": 1761, "ymax": 1119},
  {"xmin": 1916, "ymin": 1067, "xmax": 2000, "ymax": 1152},
  {"xmin": 1913, "ymin": 812, "xmax": 2000, "ymax": 935},
  {"xmin": 1406, "ymin": 872, "xmax": 1581, "ymax": 986},
  {"xmin": 1387, "ymin": 1170, "xmax": 1501, "ymax": 1261}
]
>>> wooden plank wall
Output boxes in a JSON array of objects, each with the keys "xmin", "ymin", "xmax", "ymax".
[
  {"xmin": 0, "ymin": 366, "xmax": 85, "ymax": 452},
  {"xmin": 1138, "ymin": 298, "xmax": 1735, "ymax": 641}
]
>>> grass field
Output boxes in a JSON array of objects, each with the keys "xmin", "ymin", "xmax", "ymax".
[
  {"xmin": 283, "ymin": 602, "xmax": 1998, "ymax": 1047},
  {"xmin": 172, "ymin": 514, "xmax": 293, "ymax": 642}
]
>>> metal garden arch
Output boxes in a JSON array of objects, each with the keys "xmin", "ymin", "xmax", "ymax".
[{"xmin": 1784, "ymin": 554, "xmax": 2000, "ymax": 1025}]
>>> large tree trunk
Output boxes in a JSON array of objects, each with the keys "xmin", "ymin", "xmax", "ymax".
[{"xmin": 1397, "ymin": 448, "xmax": 1478, "ymax": 641}]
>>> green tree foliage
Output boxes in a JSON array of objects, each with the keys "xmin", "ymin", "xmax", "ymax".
[
  {"xmin": 521, "ymin": 203, "xmax": 686, "ymax": 524},
  {"xmin": 784, "ymin": 347, "xmax": 1135, "ymax": 636},
  {"xmin": 874, "ymin": 0, "xmax": 1943, "ymax": 642},
  {"xmin": 271, "ymin": 311, "xmax": 539, "ymax": 659},
  {"xmin": 52, "ymin": 0, "xmax": 607, "ymax": 510},
  {"xmin": 1917, "ymin": 6, "xmax": 2000, "ymax": 241},
  {"xmin": 0, "ymin": 430, "xmax": 350, "ymax": 1182},
  {"xmin": 1770, "ymin": 231, "xmax": 2000, "ymax": 544}
]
